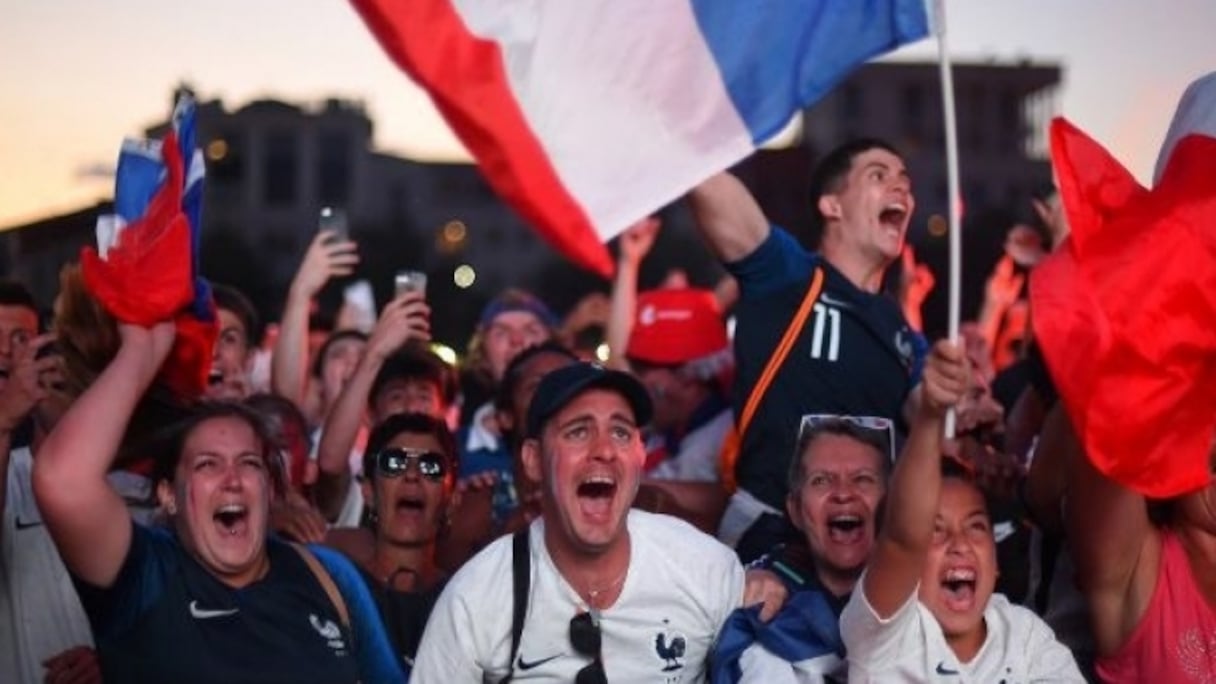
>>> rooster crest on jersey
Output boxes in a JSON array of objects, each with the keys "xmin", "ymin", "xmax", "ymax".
[
  {"xmin": 309, "ymin": 613, "xmax": 347, "ymax": 654},
  {"xmin": 654, "ymin": 623, "xmax": 687, "ymax": 673}
]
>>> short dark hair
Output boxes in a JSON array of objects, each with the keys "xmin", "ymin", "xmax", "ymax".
[
  {"xmin": 212, "ymin": 284, "xmax": 260, "ymax": 347},
  {"xmin": 312, "ymin": 329, "xmax": 370, "ymax": 379},
  {"xmin": 369, "ymin": 343, "xmax": 458, "ymax": 408},
  {"xmin": 788, "ymin": 418, "xmax": 892, "ymax": 493},
  {"xmin": 363, "ymin": 412, "xmax": 458, "ymax": 479},
  {"xmin": 808, "ymin": 137, "xmax": 902, "ymax": 235},
  {"xmin": 940, "ymin": 456, "xmax": 991, "ymax": 519},
  {"xmin": 150, "ymin": 401, "xmax": 281, "ymax": 495},
  {"xmin": 0, "ymin": 280, "xmax": 39, "ymax": 317},
  {"xmin": 495, "ymin": 340, "xmax": 579, "ymax": 413}
]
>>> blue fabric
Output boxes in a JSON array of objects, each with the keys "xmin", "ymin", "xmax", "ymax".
[
  {"xmin": 309, "ymin": 545, "xmax": 410, "ymax": 683},
  {"xmin": 74, "ymin": 525, "xmax": 374, "ymax": 684},
  {"xmin": 691, "ymin": 0, "xmax": 930, "ymax": 143},
  {"xmin": 726, "ymin": 225, "xmax": 819, "ymax": 298},
  {"xmin": 712, "ymin": 592, "xmax": 845, "ymax": 683}
]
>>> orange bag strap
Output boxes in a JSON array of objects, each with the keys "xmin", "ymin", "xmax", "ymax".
[{"xmin": 721, "ymin": 267, "xmax": 825, "ymax": 490}]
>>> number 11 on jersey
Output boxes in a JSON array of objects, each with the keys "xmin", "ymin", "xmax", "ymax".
[{"xmin": 810, "ymin": 303, "xmax": 841, "ymax": 361}]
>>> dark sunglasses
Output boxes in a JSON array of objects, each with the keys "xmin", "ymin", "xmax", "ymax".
[
  {"xmin": 569, "ymin": 611, "xmax": 607, "ymax": 684},
  {"xmin": 375, "ymin": 448, "xmax": 448, "ymax": 481}
]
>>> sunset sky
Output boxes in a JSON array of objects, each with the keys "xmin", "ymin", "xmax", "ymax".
[{"xmin": 2, "ymin": 0, "xmax": 1213, "ymax": 229}]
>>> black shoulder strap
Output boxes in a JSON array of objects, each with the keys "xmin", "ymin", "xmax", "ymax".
[{"xmin": 501, "ymin": 529, "xmax": 530, "ymax": 684}]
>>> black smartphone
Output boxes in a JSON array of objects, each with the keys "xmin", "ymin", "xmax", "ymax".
[{"xmin": 318, "ymin": 206, "xmax": 348, "ymax": 240}]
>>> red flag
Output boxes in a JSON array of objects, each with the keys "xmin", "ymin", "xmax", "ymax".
[{"xmin": 1031, "ymin": 118, "xmax": 1216, "ymax": 498}]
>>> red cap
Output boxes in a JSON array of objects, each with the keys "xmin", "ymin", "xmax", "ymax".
[{"xmin": 626, "ymin": 288, "xmax": 728, "ymax": 366}]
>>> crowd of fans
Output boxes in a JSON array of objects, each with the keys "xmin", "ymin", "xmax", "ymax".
[{"xmin": 0, "ymin": 130, "xmax": 1206, "ymax": 683}]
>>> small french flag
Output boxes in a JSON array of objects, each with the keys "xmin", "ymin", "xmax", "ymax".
[
  {"xmin": 351, "ymin": 0, "xmax": 930, "ymax": 276},
  {"xmin": 83, "ymin": 94, "xmax": 217, "ymax": 398}
]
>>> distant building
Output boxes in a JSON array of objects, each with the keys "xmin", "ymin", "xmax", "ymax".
[
  {"xmin": 1, "ymin": 60, "xmax": 1059, "ymax": 340},
  {"xmin": 804, "ymin": 60, "xmax": 1060, "ymax": 225}
]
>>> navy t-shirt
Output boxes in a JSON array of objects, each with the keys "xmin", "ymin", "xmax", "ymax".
[
  {"xmin": 75, "ymin": 523, "xmax": 405, "ymax": 684},
  {"xmin": 726, "ymin": 227, "xmax": 925, "ymax": 510}
]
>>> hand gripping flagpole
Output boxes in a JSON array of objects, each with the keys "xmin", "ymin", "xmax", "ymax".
[{"xmin": 932, "ymin": 0, "xmax": 962, "ymax": 439}]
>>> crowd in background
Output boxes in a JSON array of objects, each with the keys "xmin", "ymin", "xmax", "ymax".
[{"xmin": 0, "ymin": 126, "xmax": 1209, "ymax": 684}]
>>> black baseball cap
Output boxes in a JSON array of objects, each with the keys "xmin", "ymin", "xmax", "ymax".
[{"xmin": 524, "ymin": 362, "xmax": 653, "ymax": 439}]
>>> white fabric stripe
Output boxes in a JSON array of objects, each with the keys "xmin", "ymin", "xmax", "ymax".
[
  {"xmin": 453, "ymin": 0, "xmax": 753, "ymax": 241},
  {"xmin": 1154, "ymin": 71, "xmax": 1216, "ymax": 185}
]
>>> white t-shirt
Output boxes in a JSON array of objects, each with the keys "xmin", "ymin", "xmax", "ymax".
[
  {"xmin": 839, "ymin": 576, "xmax": 1083, "ymax": 682},
  {"xmin": 1, "ymin": 447, "xmax": 95, "ymax": 684},
  {"xmin": 309, "ymin": 425, "xmax": 366, "ymax": 528},
  {"xmin": 413, "ymin": 510, "xmax": 745, "ymax": 683}
]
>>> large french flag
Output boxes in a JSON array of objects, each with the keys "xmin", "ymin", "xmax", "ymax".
[
  {"xmin": 351, "ymin": 0, "xmax": 930, "ymax": 276},
  {"xmin": 1030, "ymin": 72, "xmax": 1216, "ymax": 498},
  {"xmin": 83, "ymin": 94, "xmax": 218, "ymax": 399}
]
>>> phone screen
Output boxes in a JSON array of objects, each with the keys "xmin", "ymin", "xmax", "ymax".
[{"xmin": 319, "ymin": 207, "xmax": 348, "ymax": 239}]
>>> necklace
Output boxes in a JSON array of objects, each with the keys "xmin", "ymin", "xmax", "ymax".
[{"xmin": 582, "ymin": 567, "xmax": 629, "ymax": 610}]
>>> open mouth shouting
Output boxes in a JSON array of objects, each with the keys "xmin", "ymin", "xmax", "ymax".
[
  {"xmin": 826, "ymin": 513, "xmax": 867, "ymax": 545},
  {"xmin": 389, "ymin": 492, "xmax": 429, "ymax": 529},
  {"xmin": 214, "ymin": 503, "xmax": 250, "ymax": 538},
  {"xmin": 576, "ymin": 474, "xmax": 618, "ymax": 522},
  {"xmin": 878, "ymin": 202, "xmax": 909, "ymax": 234},
  {"xmin": 940, "ymin": 566, "xmax": 979, "ymax": 612}
]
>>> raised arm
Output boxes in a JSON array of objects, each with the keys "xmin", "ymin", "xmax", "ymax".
[
  {"xmin": 272, "ymin": 231, "xmax": 359, "ymax": 417},
  {"xmin": 1062, "ymin": 405, "xmax": 1159, "ymax": 656},
  {"xmin": 32, "ymin": 322, "xmax": 175, "ymax": 586},
  {"xmin": 314, "ymin": 292, "xmax": 430, "ymax": 520},
  {"xmin": 688, "ymin": 172, "xmax": 770, "ymax": 263},
  {"xmin": 863, "ymin": 340, "xmax": 967, "ymax": 618},
  {"xmin": 606, "ymin": 217, "xmax": 659, "ymax": 371}
]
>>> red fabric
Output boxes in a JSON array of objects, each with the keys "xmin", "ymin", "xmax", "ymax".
[
  {"xmin": 1095, "ymin": 532, "xmax": 1216, "ymax": 681},
  {"xmin": 1030, "ymin": 118, "xmax": 1216, "ymax": 498},
  {"xmin": 349, "ymin": 0, "xmax": 613, "ymax": 277},
  {"xmin": 80, "ymin": 132, "xmax": 217, "ymax": 399}
]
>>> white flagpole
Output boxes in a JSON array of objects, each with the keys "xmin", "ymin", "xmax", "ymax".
[{"xmin": 932, "ymin": 0, "xmax": 962, "ymax": 438}]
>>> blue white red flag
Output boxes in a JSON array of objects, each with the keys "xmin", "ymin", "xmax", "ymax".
[
  {"xmin": 83, "ymin": 94, "xmax": 217, "ymax": 398},
  {"xmin": 351, "ymin": 0, "xmax": 930, "ymax": 275}
]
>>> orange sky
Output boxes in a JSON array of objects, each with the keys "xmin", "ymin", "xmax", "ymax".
[{"xmin": 2, "ymin": 0, "xmax": 1213, "ymax": 229}]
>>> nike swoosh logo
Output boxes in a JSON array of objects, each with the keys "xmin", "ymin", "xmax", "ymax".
[
  {"xmin": 935, "ymin": 661, "xmax": 960, "ymax": 675},
  {"xmin": 517, "ymin": 654, "xmax": 561, "ymax": 670},
  {"xmin": 819, "ymin": 294, "xmax": 851, "ymax": 309},
  {"xmin": 189, "ymin": 600, "xmax": 239, "ymax": 619},
  {"xmin": 14, "ymin": 517, "xmax": 43, "ymax": 530}
]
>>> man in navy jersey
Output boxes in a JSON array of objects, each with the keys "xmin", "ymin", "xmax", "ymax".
[{"xmin": 690, "ymin": 138, "xmax": 926, "ymax": 562}]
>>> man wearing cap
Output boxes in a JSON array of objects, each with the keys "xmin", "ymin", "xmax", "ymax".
[
  {"xmin": 413, "ymin": 362, "xmax": 745, "ymax": 682},
  {"xmin": 690, "ymin": 138, "xmax": 926, "ymax": 562},
  {"xmin": 626, "ymin": 288, "xmax": 734, "ymax": 483}
]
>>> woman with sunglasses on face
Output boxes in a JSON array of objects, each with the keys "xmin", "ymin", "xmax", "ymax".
[
  {"xmin": 32, "ymin": 320, "xmax": 405, "ymax": 684},
  {"xmin": 334, "ymin": 412, "xmax": 457, "ymax": 668}
]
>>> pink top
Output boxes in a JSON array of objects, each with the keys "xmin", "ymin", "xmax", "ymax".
[{"xmin": 1096, "ymin": 531, "xmax": 1216, "ymax": 683}]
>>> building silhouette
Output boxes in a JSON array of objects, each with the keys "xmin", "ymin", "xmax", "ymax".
[{"xmin": 1, "ymin": 59, "xmax": 1061, "ymax": 343}]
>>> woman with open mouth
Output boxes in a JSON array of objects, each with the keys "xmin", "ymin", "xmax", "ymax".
[{"xmin": 32, "ymin": 317, "xmax": 405, "ymax": 684}]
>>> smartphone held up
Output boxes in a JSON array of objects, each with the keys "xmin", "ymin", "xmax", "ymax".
[
  {"xmin": 394, "ymin": 270, "xmax": 427, "ymax": 299},
  {"xmin": 318, "ymin": 206, "xmax": 348, "ymax": 241}
]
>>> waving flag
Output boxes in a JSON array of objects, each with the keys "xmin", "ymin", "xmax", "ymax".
[
  {"xmin": 1030, "ymin": 72, "xmax": 1216, "ymax": 498},
  {"xmin": 82, "ymin": 94, "xmax": 218, "ymax": 399},
  {"xmin": 351, "ymin": 0, "xmax": 930, "ymax": 276}
]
